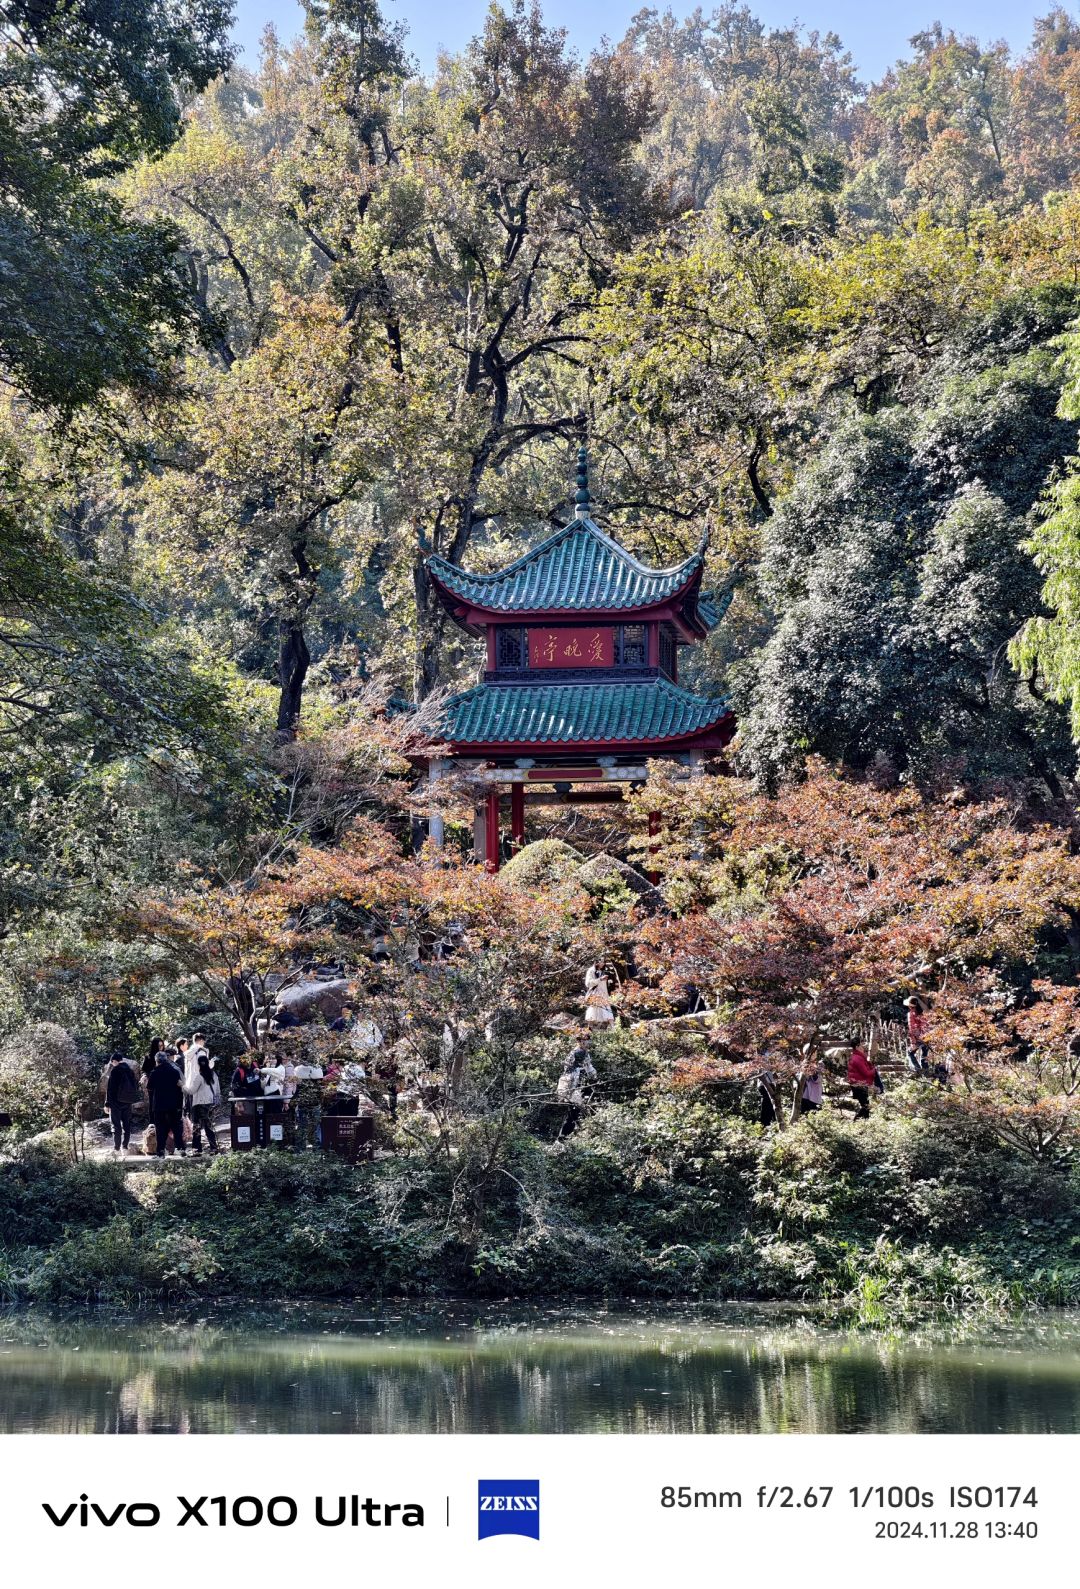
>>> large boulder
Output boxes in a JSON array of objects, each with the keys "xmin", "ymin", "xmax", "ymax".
[
  {"xmin": 575, "ymin": 853, "xmax": 663, "ymax": 914},
  {"xmin": 272, "ymin": 977, "xmax": 352, "ymax": 1022}
]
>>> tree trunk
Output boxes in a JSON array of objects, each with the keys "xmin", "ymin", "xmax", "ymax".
[
  {"xmin": 413, "ymin": 557, "xmax": 446, "ymax": 701},
  {"xmin": 276, "ymin": 619, "xmax": 310, "ymax": 741}
]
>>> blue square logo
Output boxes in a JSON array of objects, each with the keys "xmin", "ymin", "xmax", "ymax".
[{"xmin": 478, "ymin": 1479, "xmax": 540, "ymax": 1540}]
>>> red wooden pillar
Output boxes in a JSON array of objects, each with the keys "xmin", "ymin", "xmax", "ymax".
[
  {"xmin": 510, "ymin": 782, "xmax": 525, "ymax": 852},
  {"xmin": 485, "ymin": 786, "xmax": 501, "ymax": 873},
  {"xmin": 648, "ymin": 810, "xmax": 661, "ymax": 885}
]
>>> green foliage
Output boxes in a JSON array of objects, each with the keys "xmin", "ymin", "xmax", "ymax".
[
  {"xmin": 0, "ymin": 1024, "xmax": 95, "ymax": 1145},
  {"xmin": 0, "ymin": 0, "xmax": 232, "ymax": 410},
  {"xmin": 734, "ymin": 287, "xmax": 1079, "ymax": 788},
  {"xmin": 0, "ymin": 1148, "xmax": 137, "ymax": 1248},
  {"xmin": 9, "ymin": 0, "xmax": 1080, "ymax": 1329}
]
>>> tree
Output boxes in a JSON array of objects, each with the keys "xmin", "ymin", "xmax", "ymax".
[
  {"xmin": 733, "ymin": 287, "xmax": 1078, "ymax": 791},
  {"xmin": 616, "ymin": 5, "xmax": 859, "ymax": 210},
  {"xmin": 126, "ymin": 1, "xmax": 660, "ymax": 719},
  {"xmin": 0, "ymin": 1023, "xmax": 95, "ymax": 1159},
  {"xmin": 621, "ymin": 760, "xmax": 1080, "ymax": 1126},
  {"xmin": 1011, "ymin": 315, "xmax": 1080, "ymax": 754},
  {"xmin": 930, "ymin": 975, "xmax": 1080, "ymax": 1161},
  {"xmin": 0, "ymin": 0, "xmax": 233, "ymax": 412}
]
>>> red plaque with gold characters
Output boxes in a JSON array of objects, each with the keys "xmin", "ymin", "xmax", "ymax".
[{"xmin": 528, "ymin": 627, "xmax": 614, "ymax": 668}]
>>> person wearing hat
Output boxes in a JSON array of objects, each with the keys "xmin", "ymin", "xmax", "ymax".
[{"xmin": 904, "ymin": 996, "xmax": 931, "ymax": 1076}]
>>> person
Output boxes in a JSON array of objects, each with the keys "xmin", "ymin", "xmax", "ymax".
[
  {"xmin": 190, "ymin": 1031, "xmax": 209, "ymax": 1060},
  {"xmin": 261, "ymin": 1062, "xmax": 285, "ymax": 1098},
  {"xmin": 556, "ymin": 1036, "xmax": 597, "ymax": 1136},
  {"xmin": 373, "ymin": 1050, "xmax": 399, "ymax": 1119},
  {"xmin": 329, "ymin": 1005, "xmax": 354, "ymax": 1034},
  {"xmin": 290, "ymin": 1062, "xmax": 326, "ymax": 1150},
  {"xmin": 147, "ymin": 1048, "xmax": 186, "ymax": 1158},
  {"xmin": 847, "ymin": 1038, "xmax": 877, "ymax": 1120},
  {"xmin": 324, "ymin": 1058, "xmax": 367, "ymax": 1117},
  {"xmin": 105, "ymin": 1052, "xmax": 140, "ymax": 1157},
  {"xmin": 230, "ymin": 1056, "xmax": 263, "ymax": 1097},
  {"xmin": 904, "ymin": 996, "xmax": 931, "ymax": 1075},
  {"xmin": 183, "ymin": 1047, "xmax": 220, "ymax": 1155},
  {"xmin": 142, "ymin": 1036, "xmax": 165, "ymax": 1081},
  {"xmin": 757, "ymin": 1067, "xmax": 777, "ymax": 1127},
  {"xmin": 800, "ymin": 1064, "xmax": 823, "ymax": 1115},
  {"xmin": 584, "ymin": 963, "xmax": 615, "ymax": 1028},
  {"xmin": 281, "ymin": 1058, "xmax": 300, "ymax": 1106}
]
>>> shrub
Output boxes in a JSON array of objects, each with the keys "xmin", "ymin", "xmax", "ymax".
[
  {"xmin": 0, "ymin": 1149, "xmax": 137, "ymax": 1249},
  {"xmin": 0, "ymin": 1023, "xmax": 96, "ymax": 1152}
]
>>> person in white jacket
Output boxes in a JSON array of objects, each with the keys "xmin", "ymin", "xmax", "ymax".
[{"xmin": 183, "ymin": 1049, "xmax": 220, "ymax": 1154}]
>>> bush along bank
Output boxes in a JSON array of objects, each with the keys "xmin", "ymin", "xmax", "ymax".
[{"xmin": 2, "ymin": 1103, "xmax": 1079, "ymax": 1327}]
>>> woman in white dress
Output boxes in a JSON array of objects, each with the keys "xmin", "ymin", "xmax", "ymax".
[{"xmin": 583, "ymin": 962, "xmax": 615, "ymax": 1028}]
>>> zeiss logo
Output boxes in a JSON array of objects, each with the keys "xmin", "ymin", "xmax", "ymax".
[{"xmin": 477, "ymin": 1480, "xmax": 540, "ymax": 1541}]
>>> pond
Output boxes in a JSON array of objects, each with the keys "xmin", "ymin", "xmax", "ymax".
[{"xmin": 0, "ymin": 1302, "xmax": 1078, "ymax": 1434}]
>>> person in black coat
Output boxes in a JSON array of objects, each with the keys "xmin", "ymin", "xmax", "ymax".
[
  {"xmin": 105, "ymin": 1053, "xmax": 140, "ymax": 1156},
  {"xmin": 147, "ymin": 1050, "xmax": 186, "ymax": 1158},
  {"xmin": 142, "ymin": 1036, "xmax": 165, "ymax": 1081}
]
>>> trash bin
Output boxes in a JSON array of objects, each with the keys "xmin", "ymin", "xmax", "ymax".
[
  {"xmin": 320, "ymin": 1113, "xmax": 374, "ymax": 1163},
  {"xmin": 230, "ymin": 1099, "xmax": 259, "ymax": 1151},
  {"xmin": 256, "ymin": 1097, "xmax": 293, "ymax": 1148}
]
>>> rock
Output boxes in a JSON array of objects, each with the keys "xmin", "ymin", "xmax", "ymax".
[
  {"xmin": 273, "ymin": 977, "xmax": 352, "ymax": 1022},
  {"xmin": 575, "ymin": 853, "xmax": 663, "ymax": 913}
]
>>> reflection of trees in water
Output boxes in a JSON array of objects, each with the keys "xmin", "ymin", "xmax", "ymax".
[{"xmin": 0, "ymin": 1311, "xmax": 1079, "ymax": 1433}]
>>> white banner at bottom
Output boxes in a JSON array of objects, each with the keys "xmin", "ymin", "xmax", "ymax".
[{"xmin": 0, "ymin": 1432, "xmax": 1069, "ymax": 1589}]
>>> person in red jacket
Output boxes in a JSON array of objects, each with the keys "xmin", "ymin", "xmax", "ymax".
[{"xmin": 847, "ymin": 1038, "xmax": 877, "ymax": 1119}]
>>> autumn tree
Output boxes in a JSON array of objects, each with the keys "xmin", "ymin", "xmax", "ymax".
[
  {"xmin": 617, "ymin": 5, "xmax": 859, "ymax": 210},
  {"xmin": 929, "ymin": 975, "xmax": 1080, "ymax": 1161},
  {"xmin": 621, "ymin": 760, "xmax": 1080, "ymax": 1124}
]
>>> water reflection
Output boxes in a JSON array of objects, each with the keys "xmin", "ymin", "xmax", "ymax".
[{"xmin": 0, "ymin": 1302, "xmax": 1078, "ymax": 1434}]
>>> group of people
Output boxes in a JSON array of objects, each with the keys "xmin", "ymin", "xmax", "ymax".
[
  {"xmin": 756, "ymin": 997, "xmax": 949, "ymax": 1127},
  {"xmin": 103, "ymin": 1035, "xmax": 222, "ymax": 1159},
  {"xmin": 229, "ymin": 1050, "xmax": 385, "ymax": 1149}
]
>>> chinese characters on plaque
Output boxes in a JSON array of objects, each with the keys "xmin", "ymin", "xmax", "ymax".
[{"xmin": 528, "ymin": 627, "xmax": 614, "ymax": 668}]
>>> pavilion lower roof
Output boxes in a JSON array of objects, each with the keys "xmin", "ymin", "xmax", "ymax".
[{"xmin": 438, "ymin": 677, "xmax": 733, "ymax": 748}]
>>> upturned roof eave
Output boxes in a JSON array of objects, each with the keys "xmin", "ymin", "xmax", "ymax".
[
  {"xmin": 428, "ymin": 563, "xmax": 709, "ymax": 634},
  {"xmin": 424, "ymin": 516, "xmax": 708, "ymax": 628}
]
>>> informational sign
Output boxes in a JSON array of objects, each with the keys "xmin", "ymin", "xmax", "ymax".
[
  {"xmin": 528, "ymin": 627, "xmax": 614, "ymax": 668},
  {"xmin": 237, "ymin": 1126, "xmax": 251, "ymax": 1143}
]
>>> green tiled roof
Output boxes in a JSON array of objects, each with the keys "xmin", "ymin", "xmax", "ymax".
[
  {"xmin": 440, "ymin": 678, "xmax": 732, "ymax": 747},
  {"xmin": 428, "ymin": 516, "xmax": 710, "ymax": 619},
  {"xmin": 697, "ymin": 586, "xmax": 732, "ymax": 630}
]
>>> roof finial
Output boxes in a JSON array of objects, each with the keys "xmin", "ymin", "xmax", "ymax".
[{"xmin": 574, "ymin": 444, "xmax": 592, "ymax": 519}]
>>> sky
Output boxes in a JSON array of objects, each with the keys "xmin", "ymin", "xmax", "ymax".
[{"xmin": 231, "ymin": 0, "xmax": 1055, "ymax": 82}]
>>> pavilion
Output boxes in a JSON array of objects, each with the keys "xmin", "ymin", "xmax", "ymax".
[{"xmin": 422, "ymin": 450, "xmax": 735, "ymax": 872}]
